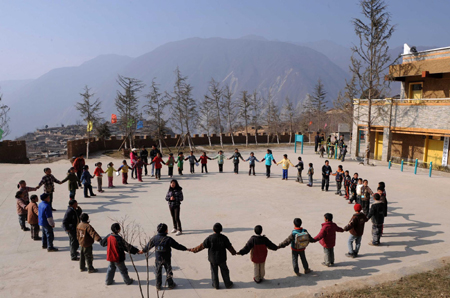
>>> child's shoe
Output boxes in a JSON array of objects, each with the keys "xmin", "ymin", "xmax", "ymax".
[
  {"xmin": 304, "ymin": 268, "xmax": 312, "ymax": 274},
  {"xmin": 171, "ymin": 229, "xmax": 177, "ymax": 233},
  {"xmin": 88, "ymin": 268, "xmax": 98, "ymax": 273},
  {"xmin": 176, "ymin": 231, "xmax": 182, "ymax": 236}
]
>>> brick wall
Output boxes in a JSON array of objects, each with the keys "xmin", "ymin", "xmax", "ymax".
[
  {"xmin": 67, "ymin": 132, "xmax": 301, "ymax": 158},
  {"xmin": 0, "ymin": 140, "xmax": 30, "ymax": 164}
]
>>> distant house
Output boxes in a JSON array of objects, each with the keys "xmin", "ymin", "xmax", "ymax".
[{"xmin": 351, "ymin": 44, "xmax": 450, "ymax": 168}]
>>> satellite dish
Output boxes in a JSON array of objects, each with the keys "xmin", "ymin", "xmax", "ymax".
[{"xmin": 410, "ymin": 46, "xmax": 417, "ymax": 53}]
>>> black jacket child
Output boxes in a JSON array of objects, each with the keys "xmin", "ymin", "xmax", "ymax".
[
  {"xmin": 238, "ymin": 235, "xmax": 278, "ymax": 264},
  {"xmin": 143, "ymin": 232, "xmax": 187, "ymax": 261},
  {"xmin": 230, "ymin": 152, "xmax": 244, "ymax": 164},
  {"xmin": 367, "ymin": 201, "xmax": 387, "ymax": 225},
  {"xmin": 62, "ymin": 206, "xmax": 82, "ymax": 232},
  {"xmin": 192, "ymin": 233, "xmax": 236, "ymax": 264},
  {"xmin": 295, "ymin": 161, "xmax": 304, "ymax": 172},
  {"xmin": 100, "ymin": 233, "xmax": 139, "ymax": 262},
  {"xmin": 322, "ymin": 165, "xmax": 332, "ymax": 178}
]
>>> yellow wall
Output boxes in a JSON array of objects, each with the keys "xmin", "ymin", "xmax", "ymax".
[{"xmin": 427, "ymin": 139, "xmax": 444, "ymax": 165}]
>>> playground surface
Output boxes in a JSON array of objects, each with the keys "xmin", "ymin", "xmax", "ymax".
[{"xmin": 0, "ymin": 145, "xmax": 449, "ymax": 298}]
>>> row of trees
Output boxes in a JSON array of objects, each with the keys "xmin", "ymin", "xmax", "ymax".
[{"xmin": 76, "ymin": 68, "xmax": 329, "ymax": 156}]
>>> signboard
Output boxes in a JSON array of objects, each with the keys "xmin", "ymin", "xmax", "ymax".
[
  {"xmin": 443, "ymin": 137, "xmax": 449, "ymax": 166},
  {"xmin": 294, "ymin": 134, "xmax": 304, "ymax": 154}
]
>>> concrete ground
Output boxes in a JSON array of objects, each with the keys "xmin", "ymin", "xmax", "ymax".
[{"xmin": 0, "ymin": 145, "xmax": 449, "ymax": 298}]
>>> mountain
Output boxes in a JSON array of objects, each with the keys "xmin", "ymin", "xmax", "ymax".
[
  {"xmin": 6, "ymin": 38, "xmax": 349, "ymax": 138},
  {"xmin": 296, "ymin": 40, "xmax": 352, "ymax": 74},
  {"xmin": 0, "ymin": 79, "xmax": 33, "ymax": 103},
  {"xmin": 7, "ymin": 54, "xmax": 133, "ymax": 137}
]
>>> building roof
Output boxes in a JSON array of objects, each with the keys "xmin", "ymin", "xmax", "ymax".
[{"xmin": 389, "ymin": 45, "xmax": 450, "ymax": 80}]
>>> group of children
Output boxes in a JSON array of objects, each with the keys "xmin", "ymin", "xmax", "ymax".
[{"xmin": 13, "ymin": 146, "xmax": 389, "ymax": 292}]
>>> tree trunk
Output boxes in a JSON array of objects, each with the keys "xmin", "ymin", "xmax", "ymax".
[
  {"xmin": 230, "ymin": 132, "xmax": 235, "ymax": 146},
  {"xmin": 86, "ymin": 131, "xmax": 90, "ymax": 159},
  {"xmin": 159, "ymin": 138, "xmax": 163, "ymax": 154},
  {"xmin": 208, "ymin": 135, "xmax": 212, "ymax": 147},
  {"xmin": 276, "ymin": 133, "xmax": 280, "ymax": 144},
  {"xmin": 255, "ymin": 129, "xmax": 258, "ymax": 145}
]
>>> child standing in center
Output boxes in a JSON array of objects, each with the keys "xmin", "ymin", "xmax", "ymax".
[
  {"xmin": 276, "ymin": 154, "xmax": 295, "ymax": 180},
  {"xmin": 94, "ymin": 162, "xmax": 105, "ymax": 193},
  {"xmin": 105, "ymin": 162, "xmax": 117, "ymax": 188}
]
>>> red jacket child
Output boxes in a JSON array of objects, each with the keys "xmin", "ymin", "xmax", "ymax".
[
  {"xmin": 313, "ymin": 220, "xmax": 344, "ymax": 249},
  {"xmin": 199, "ymin": 155, "xmax": 211, "ymax": 164},
  {"xmin": 151, "ymin": 156, "xmax": 164, "ymax": 169}
]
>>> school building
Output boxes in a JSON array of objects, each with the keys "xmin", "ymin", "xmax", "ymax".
[{"xmin": 351, "ymin": 45, "xmax": 450, "ymax": 169}]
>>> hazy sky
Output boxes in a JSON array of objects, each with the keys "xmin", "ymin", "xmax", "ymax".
[{"xmin": 0, "ymin": 0, "xmax": 448, "ymax": 81}]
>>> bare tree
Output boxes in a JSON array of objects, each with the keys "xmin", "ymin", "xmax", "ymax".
[
  {"xmin": 205, "ymin": 78, "xmax": 224, "ymax": 147},
  {"xmin": 238, "ymin": 91, "xmax": 251, "ymax": 146},
  {"xmin": 145, "ymin": 79, "xmax": 170, "ymax": 152},
  {"xmin": 310, "ymin": 78, "xmax": 328, "ymax": 132},
  {"xmin": 263, "ymin": 90, "xmax": 275, "ymax": 144},
  {"xmin": 180, "ymin": 83, "xmax": 197, "ymax": 150},
  {"xmin": 0, "ymin": 91, "xmax": 10, "ymax": 139},
  {"xmin": 168, "ymin": 67, "xmax": 187, "ymax": 137},
  {"xmin": 221, "ymin": 85, "xmax": 236, "ymax": 146},
  {"xmin": 333, "ymin": 73, "xmax": 359, "ymax": 127},
  {"xmin": 115, "ymin": 75, "xmax": 145, "ymax": 149},
  {"xmin": 75, "ymin": 86, "xmax": 103, "ymax": 158},
  {"xmin": 281, "ymin": 96, "xmax": 295, "ymax": 143},
  {"xmin": 198, "ymin": 96, "xmax": 215, "ymax": 147},
  {"xmin": 95, "ymin": 122, "xmax": 111, "ymax": 148},
  {"xmin": 168, "ymin": 68, "xmax": 197, "ymax": 150},
  {"xmin": 269, "ymin": 101, "xmax": 281, "ymax": 144},
  {"xmin": 351, "ymin": 0, "xmax": 398, "ymax": 164},
  {"xmin": 250, "ymin": 90, "xmax": 262, "ymax": 145}
]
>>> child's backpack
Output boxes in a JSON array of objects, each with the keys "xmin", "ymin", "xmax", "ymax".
[
  {"xmin": 291, "ymin": 229, "xmax": 310, "ymax": 250},
  {"xmin": 107, "ymin": 235, "xmax": 121, "ymax": 262}
]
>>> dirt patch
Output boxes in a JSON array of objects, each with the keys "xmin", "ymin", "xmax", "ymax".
[{"xmin": 323, "ymin": 260, "xmax": 450, "ymax": 298}]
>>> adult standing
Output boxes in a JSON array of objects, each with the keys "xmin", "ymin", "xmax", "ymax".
[
  {"xmin": 165, "ymin": 180, "xmax": 184, "ymax": 236},
  {"xmin": 130, "ymin": 148, "xmax": 138, "ymax": 179},
  {"xmin": 37, "ymin": 167, "xmax": 62, "ymax": 211},
  {"xmin": 260, "ymin": 149, "xmax": 277, "ymax": 179},
  {"xmin": 314, "ymin": 132, "xmax": 320, "ymax": 153},
  {"xmin": 72, "ymin": 154, "xmax": 85, "ymax": 186},
  {"xmin": 140, "ymin": 146, "xmax": 149, "ymax": 176},
  {"xmin": 149, "ymin": 145, "xmax": 162, "ymax": 177},
  {"xmin": 321, "ymin": 160, "xmax": 332, "ymax": 191},
  {"xmin": 38, "ymin": 193, "xmax": 58, "ymax": 252},
  {"xmin": 62, "ymin": 200, "xmax": 81, "ymax": 261}
]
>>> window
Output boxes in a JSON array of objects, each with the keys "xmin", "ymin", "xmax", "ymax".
[{"xmin": 409, "ymin": 82, "xmax": 423, "ymax": 99}]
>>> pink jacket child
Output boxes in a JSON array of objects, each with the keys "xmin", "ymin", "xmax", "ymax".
[
  {"xmin": 313, "ymin": 213, "xmax": 344, "ymax": 267},
  {"xmin": 130, "ymin": 149, "xmax": 138, "ymax": 179}
]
